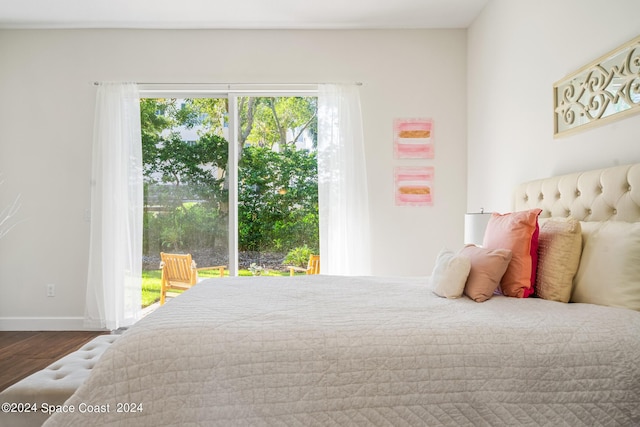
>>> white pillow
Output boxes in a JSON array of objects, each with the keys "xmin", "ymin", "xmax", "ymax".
[
  {"xmin": 430, "ymin": 248, "xmax": 471, "ymax": 299},
  {"xmin": 571, "ymin": 221, "xmax": 640, "ymax": 311}
]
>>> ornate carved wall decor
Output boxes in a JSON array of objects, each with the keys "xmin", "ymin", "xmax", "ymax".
[{"xmin": 554, "ymin": 35, "xmax": 640, "ymax": 137}]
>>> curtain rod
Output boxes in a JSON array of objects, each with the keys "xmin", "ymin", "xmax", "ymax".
[{"xmin": 93, "ymin": 81, "xmax": 363, "ymax": 86}]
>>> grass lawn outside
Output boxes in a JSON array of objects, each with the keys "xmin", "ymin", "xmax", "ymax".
[{"xmin": 141, "ymin": 268, "xmax": 297, "ymax": 308}]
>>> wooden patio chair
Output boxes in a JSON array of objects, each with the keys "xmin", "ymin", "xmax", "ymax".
[
  {"xmin": 159, "ymin": 252, "xmax": 226, "ymax": 305},
  {"xmin": 288, "ymin": 254, "xmax": 320, "ymax": 276}
]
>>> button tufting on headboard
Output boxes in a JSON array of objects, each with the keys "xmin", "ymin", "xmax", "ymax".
[{"xmin": 514, "ymin": 163, "xmax": 640, "ymax": 222}]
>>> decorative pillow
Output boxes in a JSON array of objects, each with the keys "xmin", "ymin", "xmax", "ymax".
[
  {"xmin": 571, "ymin": 221, "xmax": 640, "ymax": 311},
  {"xmin": 460, "ymin": 245, "xmax": 512, "ymax": 302},
  {"xmin": 535, "ymin": 217, "xmax": 582, "ymax": 302},
  {"xmin": 430, "ymin": 249, "xmax": 471, "ymax": 299},
  {"xmin": 482, "ymin": 208, "xmax": 541, "ymax": 298}
]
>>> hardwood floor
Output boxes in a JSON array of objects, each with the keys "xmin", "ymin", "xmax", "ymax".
[{"xmin": 0, "ymin": 331, "xmax": 106, "ymax": 392}]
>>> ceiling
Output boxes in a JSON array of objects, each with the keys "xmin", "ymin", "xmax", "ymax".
[{"xmin": 0, "ymin": 0, "xmax": 488, "ymax": 30}]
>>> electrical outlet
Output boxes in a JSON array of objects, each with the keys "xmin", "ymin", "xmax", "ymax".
[{"xmin": 46, "ymin": 284, "xmax": 55, "ymax": 297}]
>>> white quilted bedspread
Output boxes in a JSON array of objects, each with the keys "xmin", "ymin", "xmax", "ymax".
[{"xmin": 45, "ymin": 275, "xmax": 640, "ymax": 426}]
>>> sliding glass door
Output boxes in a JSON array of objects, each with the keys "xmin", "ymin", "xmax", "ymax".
[
  {"xmin": 235, "ymin": 96, "xmax": 319, "ymax": 274},
  {"xmin": 141, "ymin": 98, "xmax": 230, "ymax": 288},
  {"xmin": 140, "ymin": 92, "xmax": 318, "ymax": 303}
]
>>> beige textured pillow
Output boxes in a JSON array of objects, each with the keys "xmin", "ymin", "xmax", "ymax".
[
  {"xmin": 571, "ymin": 221, "xmax": 640, "ymax": 311},
  {"xmin": 535, "ymin": 217, "xmax": 582, "ymax": 302},
  {"xmin": 430, "ymin": 249, "xmax": 471, "ymax": 299},
  {"xmin": 460, "ymin": 245, "xmax": 512, "ymax": 302}
]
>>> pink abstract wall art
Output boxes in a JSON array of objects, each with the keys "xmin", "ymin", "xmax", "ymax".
[
  {"xmin": 394, "ymin": 167, "xmax": 434, "ymax": 206},
  {"xmin": 393, "ymin": 118, "xmax": 434, "ymax": 159}
]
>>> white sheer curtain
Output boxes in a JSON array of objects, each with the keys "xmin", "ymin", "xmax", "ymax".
[
  {"xmin": 318, "ymin": 84, "xmax": 372, "ymax": 275},
  {"xmin": 85, "ymin": 82, "xmax": 143, "ymax": 330}
]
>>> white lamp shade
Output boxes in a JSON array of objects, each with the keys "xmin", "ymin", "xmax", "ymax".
[{"xmin": 464, "ymin": 212, "xmax": 492, "ymax": 246}]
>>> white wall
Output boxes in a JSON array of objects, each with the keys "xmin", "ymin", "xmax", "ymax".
[
  {"xmin": 0, "ymin": 29, "xmax": 468, "ymax": 330},
  {"xmin": 468, "ymin": 0, "xmax": 640, "ymax": 213}
]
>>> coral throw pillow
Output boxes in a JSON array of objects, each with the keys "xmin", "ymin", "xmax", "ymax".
[{"xmin": 482, "ymin": 208, "xmax": 541, "ymax": 298}]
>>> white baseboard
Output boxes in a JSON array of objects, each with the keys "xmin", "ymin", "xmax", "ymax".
[{"xmin": 0, "ymin": 317, "xmax": 106, "ymax": 331}]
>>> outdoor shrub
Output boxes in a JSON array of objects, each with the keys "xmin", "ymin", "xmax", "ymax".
[{"xmin": 283, "ymin": 245, "xmax": 315, "ymax": 268}]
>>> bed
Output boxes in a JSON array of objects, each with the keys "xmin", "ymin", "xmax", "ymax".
[{"xmin": 44, "ymin": 163, "xmax": 640, "ymax": 426}]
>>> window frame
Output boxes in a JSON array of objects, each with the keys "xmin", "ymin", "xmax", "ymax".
[{"xmin": 139, "ymin": 85, "xmax": 318, "ymax": 275}]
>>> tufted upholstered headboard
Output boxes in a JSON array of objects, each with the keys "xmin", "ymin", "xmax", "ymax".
[{"xmin": 514, "ymin": 163, "xmax": 640, "ymax": 222}]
